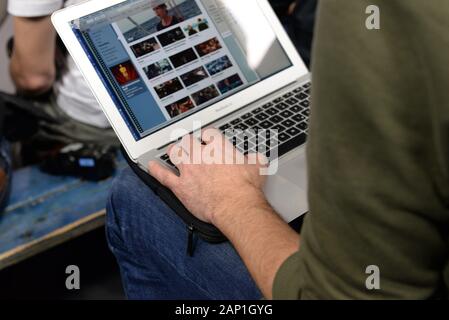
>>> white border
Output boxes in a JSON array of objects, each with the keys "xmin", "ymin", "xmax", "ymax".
[{"xmin": 52, "ymin": 0, "xmax": 308, "ymax": 161}]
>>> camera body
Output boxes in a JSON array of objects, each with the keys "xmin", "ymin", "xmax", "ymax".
[{"xmin": 40, "ymin": 143, "xmax": 117, "ymax": 181}]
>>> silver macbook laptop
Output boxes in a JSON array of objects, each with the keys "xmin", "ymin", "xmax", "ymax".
[{"xmin": 52, "ymin": 0, "xmax": 310, "ymax": 222}]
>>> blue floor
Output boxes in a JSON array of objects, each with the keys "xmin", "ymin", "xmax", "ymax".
[{"xmin": 0, "ymin": 159, "xmax": 127, "ymax": 259}]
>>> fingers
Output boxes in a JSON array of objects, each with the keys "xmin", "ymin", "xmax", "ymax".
[
  {"xmin": 148, "ymin": 161, "xmax": 179, "ymax": 189},
  {"xmin": 164, "ymin": 131, "xmax": 267, "ymax": 167},
  {"xmin": 201, "ymin": 128, "xmax": 224, "ymax": 145},
  {"xmin": 247, "ymin": 152, "xmax": 269, "ymax": 167},
  {"xmin": 168, "ymin": 134, "xmax": 203, "ymax": 167}
]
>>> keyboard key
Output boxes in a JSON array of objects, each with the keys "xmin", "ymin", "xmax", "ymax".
[
  {"xmin": 275, "ymin": 102, "xmax": 289, "ymax": 111},
  {"xmin": 295, "ymin": 93, "xmax": 308, "ymax": 101},
  {"xmin": 219, "ymin": 123, "xmax": 231, "ymax": 131},
  {"xmin": 297, "ymin": 121, "xmax": 308, "ymax": 131},
  {"xmin": 244, "ymin": 118, "xmax": 258, "ymax": 127},
  {"xmin": 230, "ymin": 118, "xmax": 241, "ymax": 126},
  {"xmin": 254, "ymin": 138, "xmax": 269, "ymax": 151},
  {"xmin": 290, "ymin": 105, "xmax": 303, "ymax": 113},
  {"xmin": 280, "ymin": 110, "xmax": 294, "ymax": 118},
  {"xmin": 224, "ymin": 128, "xmax": 237, "ymax": 137},
  {"xmin": 283, "ymin": 92, "xmax": 293, "ymax": 99},
  {"xmin": 282, "ymin": 119, "xmax": 295, "ymax": 128},
  {"xmin": 238, "ymin": 140, "xmax": 255, "ymax": 152},
  {"xmin": 270, "ymin": 115, "xmax": 283, "ymax": 123},
  {"xmin": 160, "ymin": 154, "xmax": 170, "ymax": 161},
  {"xmin": 252, "ymin": 107, "xmax": 264, "ymax": 115},
  {"xmin": 273, "ymin": 97, "xmax": 283, "ymax": 104},
  {"xmin": 259, "ymin": 120, "xmax": 274, "ymax": 129},
  {"xmin": 235, "ymin": 131, "xmax": 252, "ymax": 141},
  {"xmin": 241, "ymin": 112, "xmax": 253, "ymax": 120},
  {"xmin": 248, "ymin": 146, "xmax": 258, "ymax": 154},
  {"xmin": 251, "ymin": 134, "xmax": 266, "ymax": 147},
  {"xmin": 242, "ymin": 130, "xmax": 256, "ymax": 139},
  {"xmin": 305, "ymin": 88, "xmax": 311, "ymax": 95},
  {"xmin": 278, "ymin": 132, "xmax": 291, "ymax": 142},
  {"xmin": 293, "ymin": 87, "xmax": 303, "ymax": 93},
  {"xmin": 292, "ymin": 114, "xmax": 306, "ymax": 122},
  {"xmin": 255, "ymin": 113, "xmax": 269, "ymax": 121},
  {"xmin": 278, "ymin": 133, "xmax": 307, "ymax": 157},
  {"xmin": 262, "ymin": 130, "xmax": 277, "ymax": 141},
  {"xmin": 262, "ymin": 102, "xmax": 274, "ymax": 109},
  {"xmin": 300, "ymin": 100, "xmax": 310, "ymax": 108},
  {"xmin": 303, "ymin": 82, "xmax": 311, "ymax": 88},
  {"xmin": 286, "ymin": 127, "xmax": 301, "ymax": 136},
  {"xmin": 264, "ymin": 138, "xmax": 276, "ymax": 151},
  {"xmin": 302, "ymin": 109, "xmax": 310, "ymax": 117},
  {"xmin": 235, "ymin": 123, "xmax": 249, "ymax": 131},
  {"xmin": 266, "ymin": 108, "xmax": 279, "ymax": 116},
  {"xmin": 285, "ymin": 98, "xmax": 298, "ymax": 106},
  {"xmin": 231, "ymin": 136, "xmax": 242, "ymax": 146},
  {"xmin": 271, "ymin": 124, "xmax": 286, "ymax": 133}
]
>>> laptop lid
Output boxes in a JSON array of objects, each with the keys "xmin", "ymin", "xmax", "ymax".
[{"xmin": 52, "ymin": 0, "xmax": 308, "ymax": 160}]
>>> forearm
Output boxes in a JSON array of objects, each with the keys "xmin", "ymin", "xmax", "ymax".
[
  {"xmin": 212, "ymin": 189, "xmax": 300, "ymax": 299},
  {"xmin": 10, "ymin": 16, "xmax": 56, "ymax": 95}
]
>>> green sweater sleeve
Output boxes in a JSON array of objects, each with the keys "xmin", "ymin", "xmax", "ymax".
[{"xmin": 273, "ymin": 0, "xmax": 449, "ymax": 299}]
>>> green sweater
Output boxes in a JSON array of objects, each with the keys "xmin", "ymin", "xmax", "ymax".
[{"xmin": 274, "ymin": 0, "xmax": 449, "ymax": 299}]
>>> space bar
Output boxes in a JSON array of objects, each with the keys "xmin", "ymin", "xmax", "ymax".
[{"xmin": 278, "ymin": 133, "xmax": 307, "ymax": 157}]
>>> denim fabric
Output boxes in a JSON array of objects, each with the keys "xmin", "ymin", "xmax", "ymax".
[{"xmin": 106, "ymin": 167, "xmax": 262, "ymax": 300}]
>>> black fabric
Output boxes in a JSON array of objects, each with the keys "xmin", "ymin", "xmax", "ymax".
[
  {"xmin": 0, "ymin": 92, "xmax": 53, "ymax": 142},
  {"xmin": 269, "ymin": 0, "xmax": 317, "ymax": 67}
]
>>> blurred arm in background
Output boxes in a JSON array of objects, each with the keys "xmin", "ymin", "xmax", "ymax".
[{"xmin": 9, "ymin": 15, "xmax": 56, "ymax": 96}]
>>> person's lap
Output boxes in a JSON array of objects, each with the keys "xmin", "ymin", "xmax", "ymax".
[{"xmin": 106, "ymin": 167, "xmax": 262, "ymax": 300}]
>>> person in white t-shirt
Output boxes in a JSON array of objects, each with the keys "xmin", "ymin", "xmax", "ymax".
[
  {"xmin": 0, "ymin": 1, "xmax": 7, "ymax": 26},
  {"xmin": 5, "ymin": 0, "xmax": 118, "ymax": 154}
]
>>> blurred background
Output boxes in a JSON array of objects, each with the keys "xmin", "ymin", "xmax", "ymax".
[{"xmin": 0, "ymin": 13, "xmax": 14, "ymax": 94}]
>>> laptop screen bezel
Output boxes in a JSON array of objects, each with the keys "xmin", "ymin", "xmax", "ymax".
[{"xmin": 52, "ymin": 0, "xmax": 309, "ymax": 161}]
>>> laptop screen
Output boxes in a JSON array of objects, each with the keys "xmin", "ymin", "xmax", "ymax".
[{"xmin": 71, "ymin": 0, "xmax": 292, "ymax": 140}]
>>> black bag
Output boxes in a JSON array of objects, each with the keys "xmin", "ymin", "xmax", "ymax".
[{"xmin": 121, "ymin": 147, "xmax": 227, "ymax": 256}]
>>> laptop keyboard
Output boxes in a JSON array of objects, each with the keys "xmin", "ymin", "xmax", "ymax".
[{"xmin": 160, "ymin": 82, "xmax": 311, "ymax": 168}]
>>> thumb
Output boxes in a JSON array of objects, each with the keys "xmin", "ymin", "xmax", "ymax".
[{"xmin": 148, "ymin": 161, "xmax": 179, "ymax": 190}]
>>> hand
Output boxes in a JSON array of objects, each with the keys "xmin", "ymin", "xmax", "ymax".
[
  {"xmin": 149, "ymin": 129, "xmax": 300, "ymax": 299},
  {"xmin": 148, "ymin": 128, "xmax": 269, "ymax": 225}
]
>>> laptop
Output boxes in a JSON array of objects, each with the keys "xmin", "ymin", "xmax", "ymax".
[{"xmin": 52, "ymin": 0, "xmax": 310, "ymax": 222}]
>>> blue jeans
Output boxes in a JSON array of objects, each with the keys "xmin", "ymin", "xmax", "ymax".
[{"xmin": 106, "ymin": 167, "xmax": 262, "ymax": 300}]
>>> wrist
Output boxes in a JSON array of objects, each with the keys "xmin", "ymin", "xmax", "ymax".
[{"xmin": 211, "ymin": 185, "xmax": 269, "ymax": 229}]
